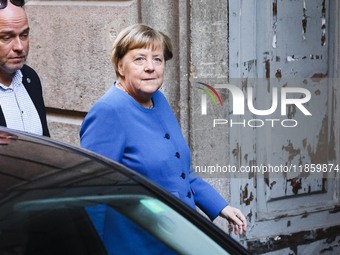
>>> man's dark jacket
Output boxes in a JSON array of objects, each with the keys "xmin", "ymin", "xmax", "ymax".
[{"xmin": 0, "ymin": 65, "xmax": 50, "ymax": 137}]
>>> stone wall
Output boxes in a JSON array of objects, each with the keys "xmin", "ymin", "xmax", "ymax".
[{"xmin": 26, "ymin": 0, "xmax": 138, "ymax": 144}]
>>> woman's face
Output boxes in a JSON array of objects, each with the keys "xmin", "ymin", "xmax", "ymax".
[{"xmin": 118, "ymin": 46, "xmax": 165, "ymax": 103}]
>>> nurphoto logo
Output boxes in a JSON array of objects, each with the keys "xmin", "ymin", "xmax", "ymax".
[
  {"xmin": 196, "ymin": 82, "xmax": 223, "ymax": 113},
  {"xmin": 194, "ymin": 82, "xmax": 312, "ymax": 128}
]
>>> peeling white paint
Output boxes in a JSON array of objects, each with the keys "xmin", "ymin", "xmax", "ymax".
[
  {"xmin": 274, "ymin": 236, "xmax": 281, "ymax": 241},
  {"xmin": 272, "ymin": 33, "xmax": 277, "ymax": 48},
  {"xmin": 287, "ymin": 55, "xmax": 298, "ymax": 62},
  {"xmin": 228, "ymin": 1, "xmax": 336, "ymax": 253}
]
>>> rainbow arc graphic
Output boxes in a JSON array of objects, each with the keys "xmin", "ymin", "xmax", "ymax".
[{"xmin": 196, "ymin": 82, "xmax": 223, "ymax": 106}]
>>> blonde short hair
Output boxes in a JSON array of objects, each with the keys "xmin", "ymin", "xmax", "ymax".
[{"xmin": 111, "ymin": 24, "xmax": 173, "ymax": 79}]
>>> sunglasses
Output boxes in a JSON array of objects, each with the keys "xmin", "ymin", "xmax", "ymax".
[{"xmin": 0, "ymin": 0, "xmax": 25, "ymax": 9}]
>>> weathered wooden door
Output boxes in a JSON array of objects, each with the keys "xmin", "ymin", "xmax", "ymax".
[{"xmin": 228, "ymin": 0, "xmax": 340, "ymax": 254}]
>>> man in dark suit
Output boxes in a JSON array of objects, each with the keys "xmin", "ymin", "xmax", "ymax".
[{"xmin": 0, "ymin": 1, "xmax": 49, "ymax": 136}]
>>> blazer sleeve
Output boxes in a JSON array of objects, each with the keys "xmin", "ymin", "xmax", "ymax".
[{"xmin": 190, "ymin": 168, "xmax": 229, "ymax": 221}]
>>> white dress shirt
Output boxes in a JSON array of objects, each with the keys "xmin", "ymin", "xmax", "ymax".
[{"xmin": 0, "ymin": 70, "xmax": 43, "ymax": 135}]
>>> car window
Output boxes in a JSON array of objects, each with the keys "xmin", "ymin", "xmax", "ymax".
[
  {"xmin": 0, "ymin": 129, "xmax": 246, "ymax": 255},
  {"xmin": 0, "ymin": 194, "xmax": 231, "ymax": 255}
]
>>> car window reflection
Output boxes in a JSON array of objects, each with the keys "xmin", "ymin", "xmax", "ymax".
[{"xmin": 0, "ymin": 195, "xmax": 230, "ymax": 255}]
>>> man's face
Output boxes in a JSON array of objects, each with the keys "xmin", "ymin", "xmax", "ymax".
[{"xmin": 0, "ymin": 4, "xmax": 29, "ymax": 76}]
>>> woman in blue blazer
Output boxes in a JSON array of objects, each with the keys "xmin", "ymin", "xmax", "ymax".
[{"xmin": 80, "ymin": 24, "xmax": 246, "ymax": 254}]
